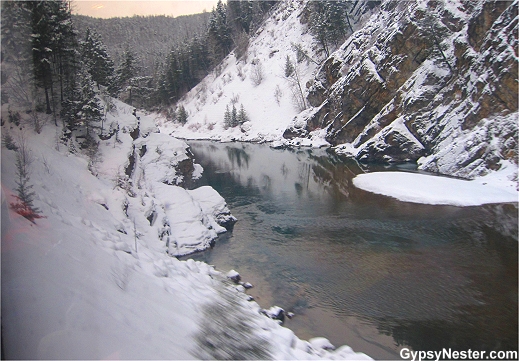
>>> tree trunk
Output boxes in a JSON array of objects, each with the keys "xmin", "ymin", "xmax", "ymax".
[
  {"xmin": 44, "ymin": 86, "xmax": 52, "ymax": 114},
  {"xmin": 50, "ymin": 80, "xmax": 57, "ymax": 126}
]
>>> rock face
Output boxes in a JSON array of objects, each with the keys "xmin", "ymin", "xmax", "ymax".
[{"xmin": 285, "ymin": 0, "xmax": 518, "ymax": 179}]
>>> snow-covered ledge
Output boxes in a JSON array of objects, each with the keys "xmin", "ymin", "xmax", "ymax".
[{"xmin": 353, "ymin": 169, "xmax": 518, "ymax": 206}]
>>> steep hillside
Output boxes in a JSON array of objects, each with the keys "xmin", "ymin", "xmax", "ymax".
[
  {"xmin": 163, "ymin": 0, "xmax": 318, "ymax": 142},
  {"xmin": 287, "ymin": 0, "xmax": 518, "ymax": 180},
  {"xmin": 169, "ymin": 0, "xmax": 517, "ymax": 183},
  {"xmin": 163, "ymin": 0, "xmax": 374, "ymax": 144}
]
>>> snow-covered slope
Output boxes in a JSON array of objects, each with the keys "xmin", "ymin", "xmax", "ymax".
[
  {"xmin": 1, "ymin": 100, "xmax": 371, "ymax": 359},
  {"xmin": 165, "ymin": 0, "xmax": 517, "ymax": 188},
  {"xmin": 294, "ymin": 0, "xmax": 518, "ymax": 182},
  {"xmin": 161, "ymin": 0, "xmax": 321, "ymax": 143}
]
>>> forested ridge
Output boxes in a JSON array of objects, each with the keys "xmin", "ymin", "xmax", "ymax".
[{"xmin": 72, "ymin": 13, "xmax": 211, "ymax": 77}]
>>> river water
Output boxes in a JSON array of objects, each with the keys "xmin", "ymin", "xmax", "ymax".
[{"xmin": 184, "ymin": 140, "xmax": 518, "ymax": 359}]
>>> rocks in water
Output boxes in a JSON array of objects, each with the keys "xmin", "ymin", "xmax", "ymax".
[
  {"xmin": 309, "ymin": 337, "xmax": 335, "ymax": 351},
  {"xmin": 242, "ymin": 282, "xmax": 253, "ymax": 289},
  {"xmin": 261, "ymin": 306, "xmax": 285, "ymax": 324},
  {"xmin": 226, "ymin": 269, "xmax": 241, "ymax": 283}
]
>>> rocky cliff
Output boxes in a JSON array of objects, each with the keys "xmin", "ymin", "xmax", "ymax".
[{"xmin": 284, "ymin": 0, "xmax": 518, "ymax": 180}]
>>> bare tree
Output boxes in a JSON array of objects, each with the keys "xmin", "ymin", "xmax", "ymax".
[
  {"xmin": 283, "ymin": 56, "xmax": 307, "ymax": 111},
  {"xmin": 250, "ymin": 61, "xmax": 265, "ymax": 86}
]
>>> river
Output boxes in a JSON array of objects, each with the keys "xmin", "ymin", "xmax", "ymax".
[{"xmin": 183, "ymin": 140, "xmax": 518, "ymax": 359}]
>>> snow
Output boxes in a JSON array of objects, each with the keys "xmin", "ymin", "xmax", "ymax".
[
  {"xmin": 353, "ymin": 170, "xmax": 518, "ymax": 206},
  {"xmin": 1, "ymin": 96, "xmax": 371, "ymax": 359},
  {"xmin": 158, "ymin": 0, "xmax": 321, "ymax": 145}
]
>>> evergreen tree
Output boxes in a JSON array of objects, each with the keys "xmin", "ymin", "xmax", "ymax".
[
  {"xmin": 208, "ymin": 0, "xmax": 232, "ymax": 66},
  {"xmin": 27, "ymin": 1, "xmax": 76, "ymax": 115},
  {"xmin": 227, "ymin": 0, "xmax": 253, "ymax": 34},
  {"xmin": 224, "ymin": 105, "xmax": 232, "ymax": 128},
  {"xmin": 231, "ymin": 104, "xmax": 238, "ymax": 127},
  {"xmin": 50, "ymin": 0, "xmax": 79, "ymax": 105},
  {"xmin": 177, "ymin": 105, "xmax": 188, "ymax": 124},
  {"xmin": 237, "ymin": 104, "xmax": 249, "ymax": 124},
  {"xmin": 10, "ymin": 134, "xmax": 43, "ymax": 223},
  {"xmin": 113, "ymin": 46, "xmax": 138, "ymax": 103},
  {"xmin": 308, "ymin": 1, "xmax": 350, "ymax": 57},
  {"xmin": 1, "ymin": 2, "xmax": 32, "ymax": 63},
  {"xmin": 62, "ymin": 65, "xmax": 102, "ymax": 134},
  {"xmin": 1, "ymin": 2, "xmax": 34, "ymax": 108},
  {"xmin": 81, "ymin": 28, "xmax": 115, "ymax": 88},
  {"xmin": 284, "ymin": 55, "xmax": 294, "ymax": 78},
  {"xmin": 78, "ymin": 67, "xmax": 103, "ymax": 135},
  {"xmin": 27, "ymin": 1, "xmax": 56, "ymax": 114}
]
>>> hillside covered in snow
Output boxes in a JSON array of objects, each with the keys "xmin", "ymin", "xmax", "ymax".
[
  {"xmin": 167, "ymin": 0, "xmax": 517, "ymax": 184},
  {"xmin": 1, "ymin": 97, "xmax": 373, "ymax": 359},
  {"xmin": 2, "ymin": 0, "xmax": 517, "ymax": 358}
]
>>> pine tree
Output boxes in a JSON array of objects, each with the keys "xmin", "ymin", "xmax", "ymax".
[
  {"xmin": 177, "ymin": 105, "xmax": 188, "ymax": 124},
  {"xmin": 62, "ymin": 65, "xmax": 103, "ymax": 135},
  {"xmin": 78, "ymin": 67, "xmax": 103, "ymax": 136},
  {"xmin": 231, "ymin": 104, "xmax": 238, "ymax": 127},
  {"xmin": 1, "ymin": 2, "xmax": 32, "ymax": 63},
  {"xmin": 10, "ymin": 134, "xmax": 43, "ymax": 223},
  {"xmin": 27, "ymin": 1, "xmax": 55, "ymax": 114},
  {"xmin": 113, "ymin": 46, "xmax": 138, "ymax": 104},
  {"xmin": 50, "ymin": 0, "xmax": 79, "ymax": 105},
  {"xmin": 284, "ymin": 55, "xmax": 294, "ymax": 78},
  {"xmin": 237, "ymin": 104, "xmax": 249, "ymax": 124},
  {"xmin": 208, "ymin": 0, "xmax": 232, "ymax": 66},
  {"xmin": 81, "ymin": 28, "xmax": 115, "ymax": 88},
  {"xmin": 308, "ymin": 1, "xmax": 350, "ymax": 57},
  {"xmin": 224, "ymin": 105, "xmax": 232, "ymax": 128}
]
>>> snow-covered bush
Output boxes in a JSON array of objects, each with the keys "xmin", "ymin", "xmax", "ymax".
[
  {"xmin": 250, "ymin": 61, "xmax": 265, "ymax": 86},
  {"xmin": 193, "ymin": 286, "xmax": 272, "ymax": 360},
  {"xmin": 2, "ymin": 130, "xmax": 18, "ymax": 150}
]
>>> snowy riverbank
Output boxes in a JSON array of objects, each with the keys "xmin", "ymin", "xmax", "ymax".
[
  {"xmin": 353, "ymin": 166, "xmax": 518, "ymax": 207},
  {"xmin": 1, "ymin": 100, "xmax": 371, "ymax": 359}
]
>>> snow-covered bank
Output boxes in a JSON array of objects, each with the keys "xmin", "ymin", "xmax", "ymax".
[
  {"xmin": 1, "ymin": 100, "xmax": 371, "ymax": 359},
  {"xmin": 353, "ymin": 167, "xmax": 518, "ymax": 206}
]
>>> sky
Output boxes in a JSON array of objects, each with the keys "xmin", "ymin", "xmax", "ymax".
[{"xmin": 72, "ymin": 0, "xmax": 220, "ymax": 18}]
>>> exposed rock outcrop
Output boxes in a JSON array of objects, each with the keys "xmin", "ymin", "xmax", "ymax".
[{"xmin": 286, "ymin": 0, "xmax": 518, "ymax": 179}]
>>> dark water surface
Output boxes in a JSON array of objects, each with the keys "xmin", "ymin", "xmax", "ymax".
[{"xmin": 185, "ymin": 141, "xmax": 518, "ymax": 359}]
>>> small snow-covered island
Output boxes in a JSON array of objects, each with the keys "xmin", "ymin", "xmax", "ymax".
[{"xmin": 2, "ymin": 0, "xmax": 517, "ymax": 360}]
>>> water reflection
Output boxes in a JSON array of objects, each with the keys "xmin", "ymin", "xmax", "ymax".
[
  {"xmin": 227, "ymin": 146, "xmax": 251, "ymax": 169},
  {"xmin": 186, "ymin": 141, "xmax": 518, "ymax": 359}
]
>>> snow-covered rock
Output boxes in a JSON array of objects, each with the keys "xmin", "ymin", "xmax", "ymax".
[
  {"xmin": 226, "ymin": 269, "xmax": 242, "ymax": 283},
  {"xmin": 262, "ymin": 306, "xmax": 286, "ymax": 323},
  {"xmin": 298, "ymin": 0, "xmax": 518, "ymax": 181},
  {"xmin": 189, "ymin": 185, "xmax": 237, "ymax": 231}
]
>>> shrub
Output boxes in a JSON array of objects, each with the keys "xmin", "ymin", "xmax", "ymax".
[
  {"xmin": 250, "ymin": 62, "xmax": 265, "ymax": 86},
  {"xmin": 193, "ymin": 285, "xmax": 272, "ymax": 360},
  {"xmin": 2, "ymin": 130, "xmax": 18, "ymax": 150}
]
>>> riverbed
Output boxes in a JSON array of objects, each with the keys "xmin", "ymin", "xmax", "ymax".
[{"xmin": 183, "ymin": 141, "xmax": 518, "ymax": 359}]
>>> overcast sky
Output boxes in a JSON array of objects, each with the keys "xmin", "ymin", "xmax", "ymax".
[{"xmin": 72, "ymin": 1, "xmax": 219, "ymax": 18}]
